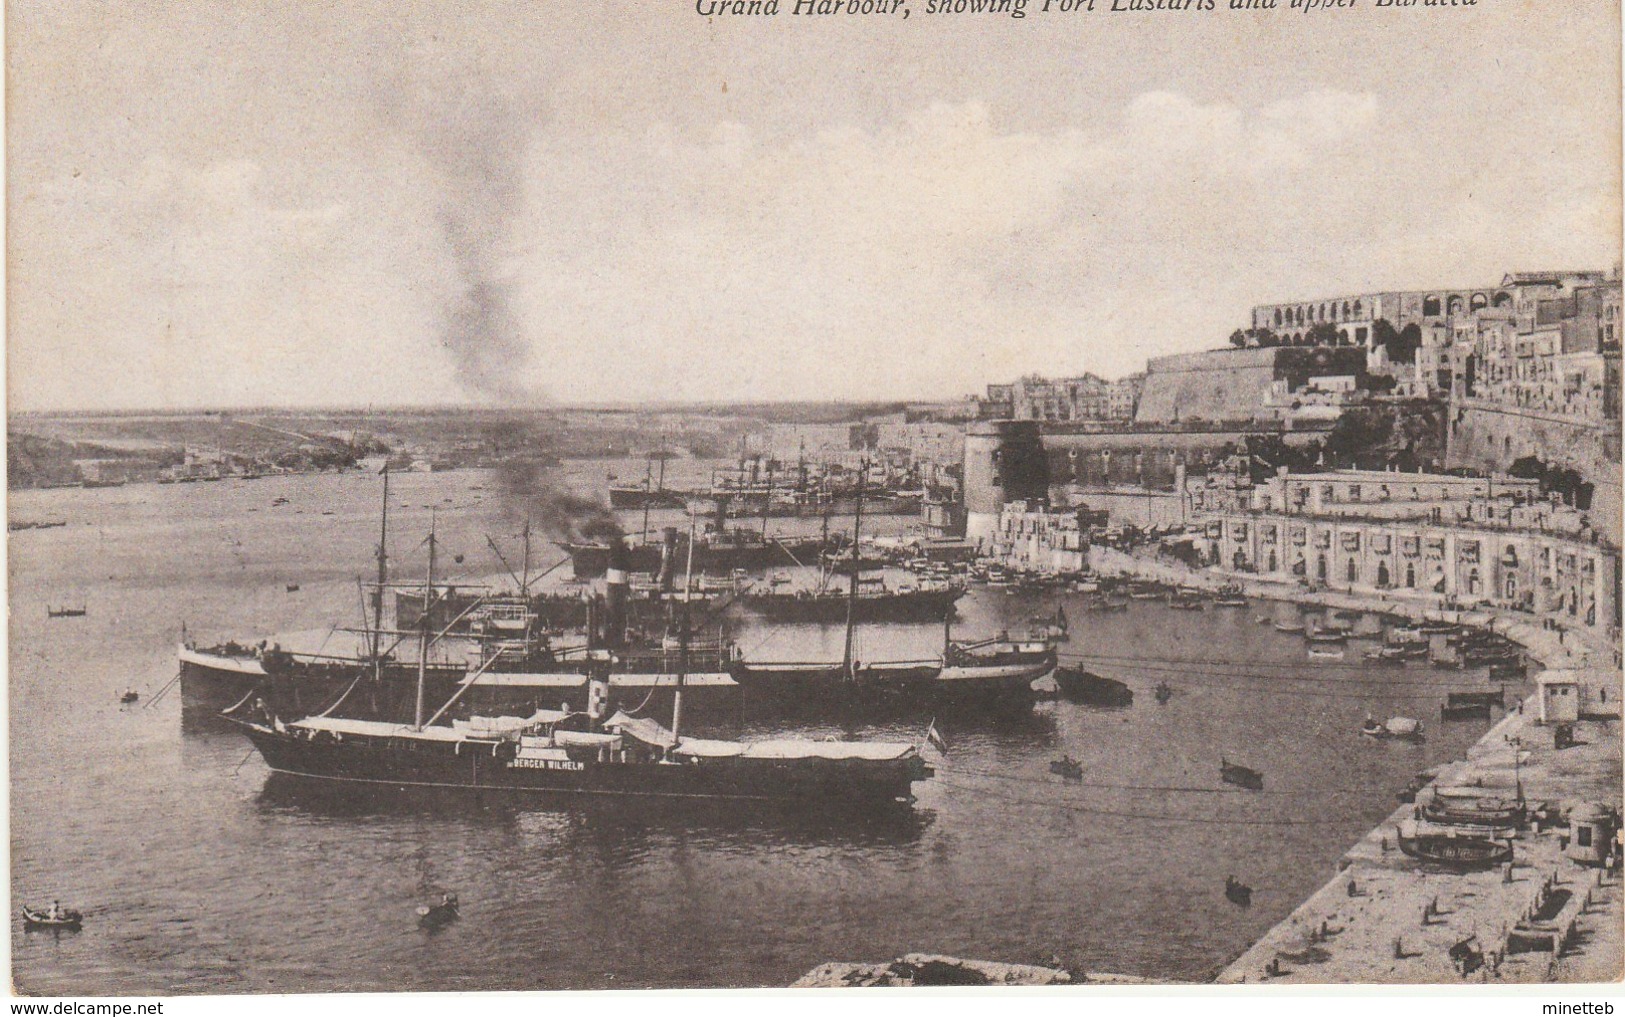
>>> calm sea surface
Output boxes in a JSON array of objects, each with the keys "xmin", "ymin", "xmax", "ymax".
[{"xmin": 10, "ymin": 466, "xmax": 1512, "ymax": 993}]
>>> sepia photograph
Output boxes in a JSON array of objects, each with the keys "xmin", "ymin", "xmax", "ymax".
[{"xmin": 6, "ymin": 0, "xmax": 1622, "ymax": 1000}]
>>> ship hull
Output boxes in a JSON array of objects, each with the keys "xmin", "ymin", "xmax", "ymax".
[
  {"xmin": 179, "ymin": 645, "xmax": 736, "ymax": 721},
  {"xmin": 608, "ymin": 487, "xmax": 689, "ymax": 510},
  {"xmin": 733, "ymin": 588, "xmax": 963, "ymax": 624},
  {"xmin": 564, "ymin": 538, "xmax": 833, "ymax": 577},
  {"xmin": 237, "ymin": 724, "xmax": 925, "ymax": 806},
  {"xmin": 731, "ymin": 655, "xmax": 1042, "ymax": 707}
]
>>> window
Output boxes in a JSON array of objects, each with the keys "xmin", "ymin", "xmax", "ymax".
[
  {"xmin": 1348, "ymin": 485, "xmax": 1362, "ymax": 502},
  {"xmin": 1579, "ymin": 826, "xmax": 1593, "ymax": 848},
  {"xmin": 1423, "ymin": 296, "xmax": 1442, "ymax": 316}
]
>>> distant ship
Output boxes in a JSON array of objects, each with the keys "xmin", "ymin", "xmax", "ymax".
[
  {"xmin": 561, "ymin": 527, "xmax": 835, "ymax": 577},
  {"xmin": 726, "ymin": 466, "xmax": 1052, "ymax": 708},
  {"xmin": 608, "ymin": 451, "xmax": 688, "ymax": 510},
  {"xmin": 733, "ymin": 577, "xmax": 964, "ymax": 624}
]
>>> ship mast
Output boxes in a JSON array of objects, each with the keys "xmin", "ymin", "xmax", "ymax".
[
  {"xmin": 414, "ymin": 518, "xmax": 437, "ymax": 731},
  {"xmin": 520, "ymin": 519, "xmax": 533, "ymax": 598},
  {"xmin": 672, "ymin": 509, "xmax": 698, "ymax": 747},
  {"xmin": 842, "ymin": 458, "xmax": 866, "ymax": 681},
  {"xmin": 760, "ymin": 457, "xmax": 774, "ymax": 539},
  {"xmin": 641, "ymin": 457, "xmax": 654, "ymax": 544},
  {"xmin": 371, "ymin": 467, "xmax": 390, "ymax": 680}
]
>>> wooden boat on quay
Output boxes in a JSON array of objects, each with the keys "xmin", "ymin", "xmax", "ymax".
[
  {"xmin": 1396, "ymin": 821, "xmax": 1513, "ymax": 869},
  {"xmin": 1273, "ymin": 618, "xmax": 1306, "ymax": 634},
  {"xmin": 1419, "ymin": 791, "xmax": 1524, "ymax": 830}
]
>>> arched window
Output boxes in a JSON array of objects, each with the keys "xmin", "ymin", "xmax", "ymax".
[
  {"xmin": 1448, "ymin": 296, "xmax": 1464, "ymax": 315},
  {"xmin": 1466, "ymin": 568, "xmax": 1482, "ymax": 596},
  {"xmin": 1405, "ymin": 563, "xmax": 1416, "ymax": 588},
  {"xmin": 1338, "ymin": 329, "xmax": 1349, "ymax": 344},
  {"xmin": 1347, "ymin": 559, "xmax": 1359, "ymax": 584},
  {"xmin": 1343, "ymin": 301, "xmax": 1351, "ymax": 318},
  {"xmin": 1274, "ymin": 309, "xmax": 1282, "ymax": 326},
  {"xmin": 1353, "ymin": 299, "xmax": 1363, "ymax": 316},
  {"xmin": 1320, "ymin": 304, "xmax": 1327, "ymax": 320},
  {"xmin": 1493, "ymin": 292, "xmax": 1512, "ymax": 308},
  {"xmin": 1377, "ymin": 562, "xmax": 1390, "ymax": 587},
  {"xmin": 1471, "ymin": 293, "xmax": 1488, "ymax": 311},
  {"xmin": 1423, "ymin": 296, "xmax": 1442, "ymax": 316},
  {"xmin": 1268, "ymin": 550, "xmax": 1277, "ymax": 572},
  {"xmin": 1504, "ymin": 574, "xmax": 1518, "ymax": 600},
  {"xmin": 1317, "ymin": 555, "xmax": 1328, "ymax": 581}
]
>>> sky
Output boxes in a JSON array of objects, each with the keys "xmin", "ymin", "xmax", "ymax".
[{"xmin": 7, "ymin": 0, "xmax": 1620, "ymax": 411}]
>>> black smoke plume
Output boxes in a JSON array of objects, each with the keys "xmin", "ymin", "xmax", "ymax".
[
  {"xmin": 496, "ymin": 458, "xmax": 622, "ymax": 544},
  {"xmin": 382, "ymin": 74, "xmax": 542, "ymax": 404}
]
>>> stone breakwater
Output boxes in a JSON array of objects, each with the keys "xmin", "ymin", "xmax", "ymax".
[{"xmin": 1090, "ymin": 545, "xmax": 1623, "ymax": 984}]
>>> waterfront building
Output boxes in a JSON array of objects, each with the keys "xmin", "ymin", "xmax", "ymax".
[
  {"xmin": 986, "ymin": 499, "xmax": 1105, "ymax": 574},
  {"xmin": 1192, "ymin": 470, "xmax": 1619, "ymax": 640}
]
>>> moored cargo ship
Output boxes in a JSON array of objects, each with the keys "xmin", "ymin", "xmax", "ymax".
[{"xmin": 228, "ymin": 706, "xmax": 930, "ymax": 806}]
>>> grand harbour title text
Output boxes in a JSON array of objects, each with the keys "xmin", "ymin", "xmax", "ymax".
[{"xmin": 695, "ymin": 0, "xmax": 1478, "ymax": 17}]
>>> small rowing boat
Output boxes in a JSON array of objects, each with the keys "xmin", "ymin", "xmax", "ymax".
[
  {"xmin": 21, "ymin": 905, "xmax": 82, "ymax": 931},
  {"xmin": 1221, "ymin": 758, "xmax": 1263, "ymax": 790}
]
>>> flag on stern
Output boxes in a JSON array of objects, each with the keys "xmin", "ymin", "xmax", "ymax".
[{"xmin": 925, "ymin": 719, "xmax": 949, "ymax": 755}]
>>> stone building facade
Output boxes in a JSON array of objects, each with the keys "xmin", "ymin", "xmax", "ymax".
[{"xmin": 1193, "ymin": 470, "xmax": 1619, "ymax": 640}]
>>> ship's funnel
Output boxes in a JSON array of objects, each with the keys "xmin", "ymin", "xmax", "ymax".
[
  {"xmin": 604, "ymin": 537, "xmax": 630, "ymax": 648},
  {"xmin": 656, "ymin": 527, "xmax": 680, "ymax": 594}
]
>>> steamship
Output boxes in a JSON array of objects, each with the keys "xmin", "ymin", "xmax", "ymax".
[
  {"xmin": 560, "ymin": 526, "xmax": 834, "ymax": 577},
  {"xmin": 225, "ymin": 488, "xmax": 932, "ymax": 807},
  {"xmin": 226, "ymin": 703, "xmax": 931, "ymax": 806},
  {"xmin": 180, "ymin": 478, "xmax": 738, "ymax": 722}
]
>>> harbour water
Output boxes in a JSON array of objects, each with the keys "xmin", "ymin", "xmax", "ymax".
[{"xmin": 10, "ymin": 467, "xmax": 1512, "ymax": 992}]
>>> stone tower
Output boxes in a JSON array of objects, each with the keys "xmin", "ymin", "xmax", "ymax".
[{"xmin": 963, "ymin": 419, "xmax": 1050, "ymax": 548}]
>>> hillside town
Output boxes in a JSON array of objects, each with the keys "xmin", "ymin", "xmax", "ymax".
[{"xmin": 966, "ymin": 267, "xmax": 1621, "ymax": 647}]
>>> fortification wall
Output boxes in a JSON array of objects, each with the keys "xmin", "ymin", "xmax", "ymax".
[
  {"xmin": 1447, "ymin": 401, "xmax": 1622, "ymax": 537},
  {"xmin": 1134, "ymin": 349, "xmax": 1280, "ymax": 424}
]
